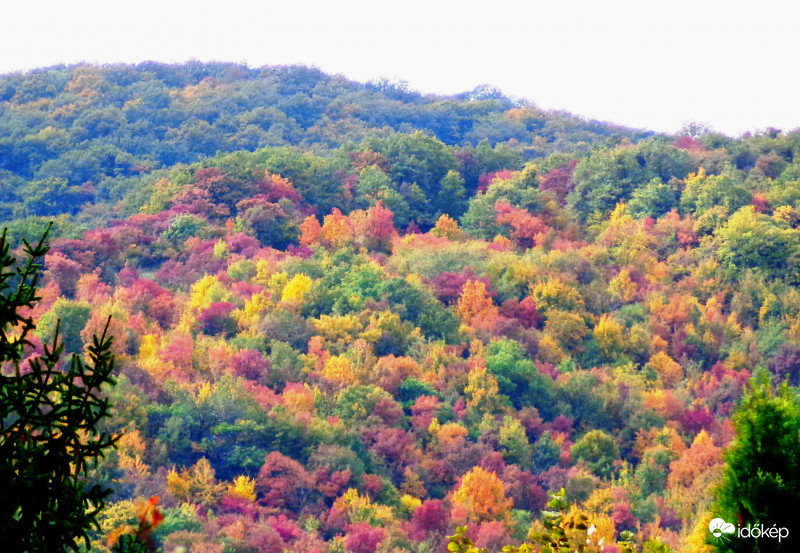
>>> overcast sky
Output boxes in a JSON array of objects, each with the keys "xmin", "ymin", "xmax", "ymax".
[{"xmin": 3, "ymin": 0, "xmax": 798, "ymax": 136}]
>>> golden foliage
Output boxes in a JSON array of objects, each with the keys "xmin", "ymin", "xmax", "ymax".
[
  {"xmin": 255, "ymin": 258, "xmax": 272, "ymax": 285},
  {"xmin": 430, "ymin": 214, "xmax": 462, "ymax": 240},
  {"xmin": 465, "ymin": 364, "xmax": 502, "ymax": 415},
  {"xmin": 166, "ymin": 468, "xmax": 192, "ymax": 503},
  {"xmin": 281, "ymin": 273, "xmax": 313, "ymax": 305},
  {"xmin": 233, "ymin": 291, "xmax": 272, "ymax": 336},
  {"xmin": 227, "ymin": 475, "xmax": 257, "ymax": 502},
  {"xmin": 167, "ymin": 458, "xmax": 226, "ymax": 507},
  {"xmin": 187, "ymin": 275, "xmax": 230, "ymax": 312},
  {"xmin": 322, "ymin": 208, "xmax": 354, "ymax": 248},
  {"xmin": 282, "ymin": 383, "xmax": 316, "ymax": 414},
  {"xmin": 681, "ymin": 512, "xmax": 716, "ymax": 553},
  {"xmin": 456, "ymin": 279, "xmax": 497, "ymax": 324},
  {"xmin": 608, "ymin": 268, "xmax": 637, "ymax": 302},
  {"xmin": 594, "ymin": 314, "xmax": 626, "ymax": 357},
  {"xmin": 332, "ymin": 488, "xmax": 394, "ymax": 526},
  {"xmin": 435, "ymin": 422, "xmax": 469, "ymax": 449},
  {"xmin": 633, "ymin": 426, "xmax": 686, "ymax": 461},
  {"xmin": 451, "ymin": 466, "xmax": 513, "ymax": 524},
  {"xmin": 583, "ymin": 509, "xmax": 616, "ymax": 545},
  {"xmin": 400, "ymin": 468, "xmax": 427, "ymax": 500},
  {"xmin": 531, "ymin": 278, "xmax": 584, "ymax": 313},
  {"xmin": 267, "ymin": 271, "xmax": 289, "ymax": 298},
  {"xmin": 138, "ymin": 333, "xmax": 162, "ymax": 373},
  {"xmin": 537, "ymin": 334, "xmax": 565, "ymax": 364},
  {"xmin": 583, "ymin": 487, "xmax": 614, "ymax": 515},
  {"xmin": 642, "ymin": 389, "xmax": 686, "ymax": 421},
  {"xmin": 648, "ymin": 351, "xmax": 684, "ymax": 388},
  {"xmin": 117, "ymin": 429, "xmax": 151, "ymax": 480},
  {"xmin": 773, "ymin": 204, "xmax": 799, "ymax": 226},
  {"xmin": 400, "ymin": 494, "xmax": 423, "ymax": 516},
  {"xmin": 312, "ymin": 313, "xmax": 364, "ymax": 350},
  {"xmin": 544, "ymin": 309, "xmax": 589, "ymax": 350},
  {"xmin": 322, "ymin": 354, "xmax": 356, "ymax": 387}
]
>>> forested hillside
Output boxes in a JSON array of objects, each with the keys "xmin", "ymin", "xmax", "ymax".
[
  {"xmin": 2, "ymin": 62, "xmax": 800, "ymax": 553},
  {"xmin": 0, "ymin": 62, "xmax": 650, "ymax": 229}
]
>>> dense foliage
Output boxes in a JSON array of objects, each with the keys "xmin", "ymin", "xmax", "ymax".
[
  {"xmin": 0, "ymin": 62, "xmax": 649, "ymax": 228},
  {"xmin": 2, "ymin": 62, "xmax": 800, "ymax": 552}
]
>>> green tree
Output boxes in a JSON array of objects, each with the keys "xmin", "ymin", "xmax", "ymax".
[
  {"xmin": 712, "ymin": 374, "xmax": 800, "ymax": 552},
  {"xmin": 681, "ymin": 166, "xmax": 751, "ymax": 216},
  {"xmin": 627, "ymin": 178, "xmax": 679, "ymax": 219},
  {"xmin": 0, "ymin": 226, "xmax": 119, "ymax": 552},
  {"xmin": 499, "ymin": 415, "xmax": 532, "ymax": 468},
  {"xmin": 570, "ymin": 430, "xmax": 619, "ymax": 479},
  {"xmin": 715, "ymin": 205, "xmax": 800, "ymax": 280},
  {"xmin": 36, "ymin": 298, "xmax": 92, "ymax": 354},
  {"xmin": 364, "ymin": 131, "xmax": 458, "ymax": 201},
  {"xmin": 531, "ymin": 431, "xmax": 562, "ymax": 473},
  {"xmin": 20, "ymin": 178, "xmax": 93, "ymax": 217},
  {"xmin": 568, "ymin": 140, "xmax": 690, "ymax": 221},
  {"xmin": 163, "ymin": 213, "xmax": 207, "ymax": 243},
  {"xmin": 435, "ymin": 170, "xmax": 468, "ymax": 218},
  {"xmin": 355, "ymin": 164, "xmax": 394, "ymax": 203},
  {"xmin": 485, "ymin": 338, "xmax": 555, "ymax": 415},
  {"xmin": 355, "ymin": 165, "xmax": 412, "ymax": 226}
]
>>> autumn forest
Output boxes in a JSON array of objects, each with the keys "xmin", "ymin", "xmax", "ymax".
[{"xmin": 2, "ymin": 62, "xmax": 800, "ymax": 553}]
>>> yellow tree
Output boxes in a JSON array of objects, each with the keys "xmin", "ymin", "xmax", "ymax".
[
  {"xmin": 457, "ymin": 280, "xmax": 497, "ymax": 325},
  {"xmin": 434, "ymin": 422, "xmax": 469, "ymax": 451},
  {"xmin": 322, "ymin": 354, "xmax": 356, "ymax": 387},
  {"xmin": 648, "ymin": 351, "xmax": 684, "ymax": 388},
  {"xmin": 281, "ymin": 273, "xmax": 313, "ymax": 306},
  {"xmin": 232, "ymin": 291, "xmax": 272, "ymax": 337},
  {"xmin": 332, "ymin": 488, "xmax": 394, "ymax": 526},
  {"xmin": 531, "ymin": 278, "xmax": 584, "ymax": 314},
  {"xmin": 451, "ymin": 466, "xmax": 513, "ymax": 524},
  {"xmin": 322, "ymin": 208, "xmax": 354, "ymax": 249},
  {"xmin": 166, "ymin": 457, "xmax": 225, "ymax": 507},
  {"xmin": 282, "ymin": 383, "xmax": 316, "ymax": 416},
  {"xmin": 465, "ymin": 362, "xmax": 503, "ymax": 416},
  {"xmin": 116, "ymin": 429, "xmax": 151, "ymax": 494},
  {"xmin": 593, "ymin": 314, "xmax": 626, "ymax": 358},
  {"xmin": 608, "ymin": 268, "xmax": 637, "ymax": 303},
  {"xmin": 227, "ymin": 475, "xmax": 257, "ymax": 502},
  {"xmin": 312, "ymin": 313, "xmax": 364, "ymax": 353},
  {"xmin": 430, "ymin": 214, "xmax": 462, "ymax": 240},
  {"xmin": 187, "ymin": 274, "xmax": 231, "ymax": 312},
  {"xmin": 137, "ymin": 333, "xmax": 163, "ymax": 375},
  {"xmin": 178, "ymin": 274, "xmax": 233, "ymax": 333}
]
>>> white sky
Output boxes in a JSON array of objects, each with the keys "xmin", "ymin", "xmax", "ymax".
[{"xmin": 2, "ymin": 0, "xmax": 799, "ymax": 136}]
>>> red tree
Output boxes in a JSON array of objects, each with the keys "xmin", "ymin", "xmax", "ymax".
[
  {"xmin": 345, "ymin": 522, "xmax": 385, "ymax": 553},
  {"xmin": 256, "ymin": 452, "xmax": 313, "ymax": 511}
]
